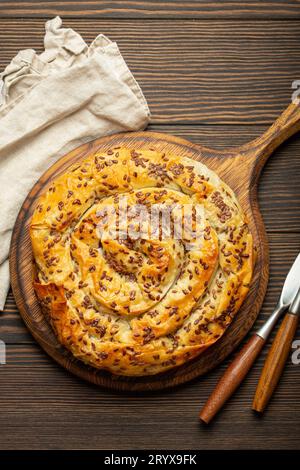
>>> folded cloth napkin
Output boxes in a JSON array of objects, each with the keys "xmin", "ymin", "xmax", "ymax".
[{"xmin": 0, "ymin": 16, "xmax": 150, "ymax": 310}]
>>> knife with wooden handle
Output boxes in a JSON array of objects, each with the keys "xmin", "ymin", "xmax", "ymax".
[
  {"xmin": 199, "ymin": 253, "xmax": 300, "ymax": 424},
  {"xmin": 252, "ymin": 287, "xmax": 300, "ymax": 413}
]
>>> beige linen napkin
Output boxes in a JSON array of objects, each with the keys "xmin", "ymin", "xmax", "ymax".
[{"xmin": 0, "ymin": 16, "xmax": 150, "ymax": 310}]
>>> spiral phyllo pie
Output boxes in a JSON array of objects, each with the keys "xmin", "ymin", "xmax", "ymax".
[{"xmin": 31, "ymin": 146, "xmax": 254, "ymax": 376}]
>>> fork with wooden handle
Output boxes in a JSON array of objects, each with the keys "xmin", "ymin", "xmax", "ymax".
[
  {"xmin": 252, "ymin": 287, "xmax": 300, "ymax": 413},
  {"xmin": 199, "ymin": 253, "xmax": 300, "ymax": 424}
]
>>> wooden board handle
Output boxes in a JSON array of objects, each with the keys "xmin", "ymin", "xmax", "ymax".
[
  {"xmin": 252, "ymin": 313, "xmax": 299, "ymax": 413},
  {"xmin": 241, "ymin": 102, "xmax": 300, "ymax": 170},
  {"xmin": 199, "ymin": 334, "xmax": 265, "ymax": 423}
]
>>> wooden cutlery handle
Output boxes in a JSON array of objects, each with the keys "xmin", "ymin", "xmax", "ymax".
[
  {"xmin": 199, "ymin": 334, "xmax": 265, "ymax": 423},
  {"xmin": 252, "ymin": 313, "xmax": 299, "ymax": 413}
]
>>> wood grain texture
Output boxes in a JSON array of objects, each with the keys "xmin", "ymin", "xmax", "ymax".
[
  {"xmin": 1, "ymin": 7, "xmax": 300, "ymax": 450},
  {"xmin": 0, "ymin": 1, "xmax": 299, "ymax": 19},
  {"xmin": 1, "ymin": 20, "xmax": 300, "ymax": 124},
  {"xmin": 1, "ymin": 343, "xmax": 300, "ymax": 449}
]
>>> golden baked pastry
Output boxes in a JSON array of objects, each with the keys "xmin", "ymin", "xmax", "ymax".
[{"xmin": 31, "ymin": 146, "xmax": 254, "ymax": 376}]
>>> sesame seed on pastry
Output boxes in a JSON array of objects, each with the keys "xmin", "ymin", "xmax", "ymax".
[{"xmin": 31, "ymin": 147, "xmax": 254, "ymax": 376}]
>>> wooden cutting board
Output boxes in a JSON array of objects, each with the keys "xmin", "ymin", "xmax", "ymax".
[{"xmin": 9, "ymin": 102, "xmax": 300, "ymax": 391}]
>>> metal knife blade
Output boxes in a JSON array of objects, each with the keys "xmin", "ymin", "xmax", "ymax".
[
  {"xmin": 280, "ymin": 253, "xmax": 300, "ymax": 307},
  {"xmin": 257, "ymin": 252, "xmax": 300, "ymax": 340}
]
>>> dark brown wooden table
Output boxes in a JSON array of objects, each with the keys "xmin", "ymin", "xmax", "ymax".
[{"xmin": 0, "ymin": 1, "xmax": 300, "ymax": 450}]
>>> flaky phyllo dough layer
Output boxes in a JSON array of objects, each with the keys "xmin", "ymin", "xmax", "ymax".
[{"xmin": 31, "ymin": 147, "xmax": 254, "ymax": 376}]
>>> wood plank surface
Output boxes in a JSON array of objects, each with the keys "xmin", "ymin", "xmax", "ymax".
[
  {"xmin": 0, "ymin": 8, "xmax": 300, "ymax": 450},
  {"xmin": 0, "ymin": 341, "xmax": 299, "ymax": 449},
  {"xmin": 1, "ymin": 20, "xmax": 300, "ymax": 124},
  {"xmin": 0, "ymin": 1, "xmax": 299, "ymax": 19}
]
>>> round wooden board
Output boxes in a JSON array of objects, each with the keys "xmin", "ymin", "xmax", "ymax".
[{"xmin": 10, "ymin": 131, "xmax": 269, "ymax": 391}]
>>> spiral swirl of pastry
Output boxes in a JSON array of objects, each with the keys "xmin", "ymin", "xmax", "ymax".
[{"xmin": 31, "ymin": 147, "xmax": 254, "ymax": 376}]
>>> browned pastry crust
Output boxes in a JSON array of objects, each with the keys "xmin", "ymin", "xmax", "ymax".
[{"xmin": 30, "ymin": 147, "xmax": 254, "ymax": 376}]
